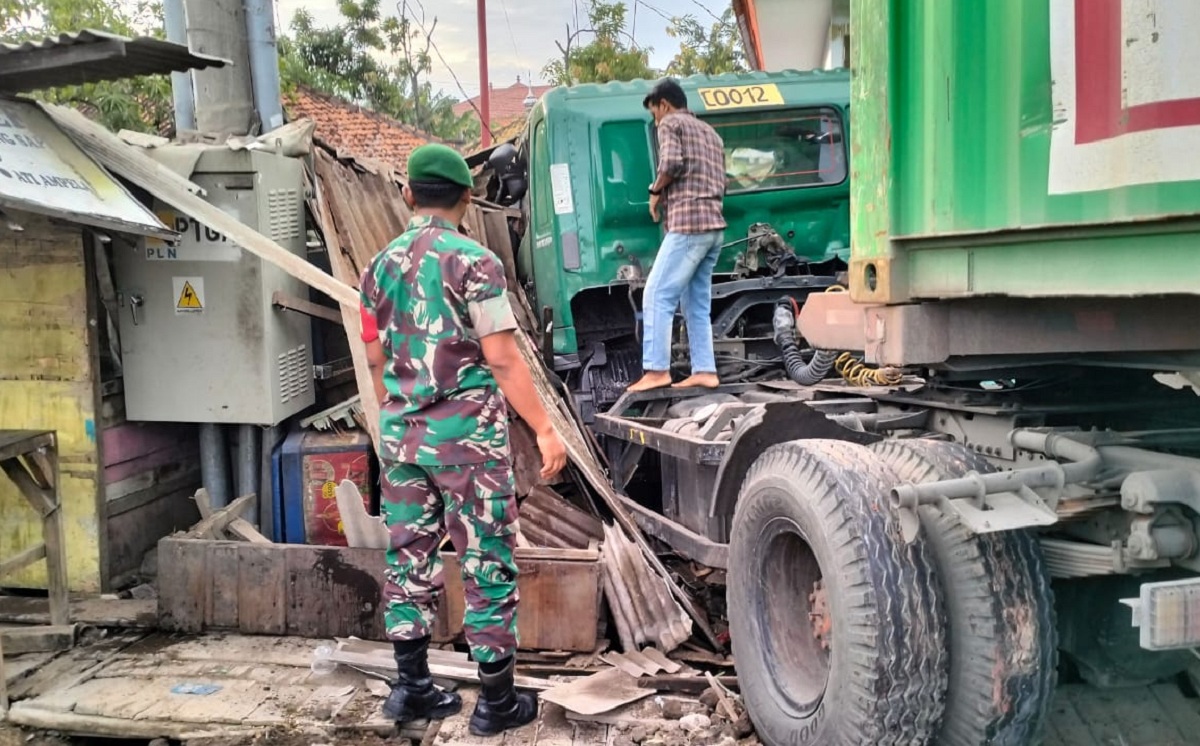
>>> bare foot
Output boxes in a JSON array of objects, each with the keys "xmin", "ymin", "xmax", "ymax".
[
  {"xmin": 672, "ymin": 373, "xmax": 721, "ymax": 389},
  {"xmin": 628, "ymin": 371, "xmax": 673, "ymax": 392}
]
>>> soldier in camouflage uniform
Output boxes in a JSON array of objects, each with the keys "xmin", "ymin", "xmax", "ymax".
[{"xmin": 360, "ymin": 144, "xmax": 567, "ymax": 736}]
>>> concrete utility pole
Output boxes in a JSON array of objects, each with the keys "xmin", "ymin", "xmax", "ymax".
[
  {"xmin": 164, "ymin": 0, "xmax": 284, "ymax": 136},
  {"xmin": 478, "ymin": 0, "xmax": 491, "ymax": 147}
]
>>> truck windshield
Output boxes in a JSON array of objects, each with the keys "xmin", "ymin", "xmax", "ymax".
[{"xmin": 705, "ymin": 107, "xmax": 846, "ymax": 193}]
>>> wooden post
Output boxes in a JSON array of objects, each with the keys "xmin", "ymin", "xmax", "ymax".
[{"xmin": 43, "ymin": 441, "xmax": 69, "ymax": 627}]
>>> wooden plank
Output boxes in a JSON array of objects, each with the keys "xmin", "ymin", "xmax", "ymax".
[
  {"xmin": 156, "ymin": 538, "xmax": 208, "ymax": 633},
  {"xmin": 1151, "ymin": 683, "xmax": 1200, "ymax": 733},
  {"xmin": 43, "ymin": 446, "xmax": 68, "ymax": 626},
  {"xmin": 207, "ymin": 542, "xmax": 240, "ymax": 629},
  {"xmin": 636, "ymin": 674, "xmax": 736, "ymax": 694},
  {"xmin": 327, "ymin": 648, "xmax": 553, "ymax": 691},
  {"xmin": 236, "ymin": 544, "xmax": 287, "ymax": 635},
  {"xmin": 285, "ymin": 545, "xmax": 385, "ymax": 640},
  {"xmin": 227, "ymin": 517, "xmax": 272, "ymax": 543},
  {"xmin": 0, "ymin": 624, "xmax": 75, "ymax": 654},
  {"xmin": 0, "ymin": 541, "xmax": 45, "ymax": 577},
  {"xmin": 0, "ymin": 597, "xmax": 155, "ymax": 627},
  {"xmin": 272, "ymin": 291, "xmax": 344, "ymax": 325},
  {"xmin": 0, "ymin": 626, "xmax": 7, "ymax": 714},
  {"xmin": 1, "ymin": 457, "xmax": 55, "ymax": 516},
  {"xmin": 187, "ymin": 493, "xmax": 256, "ymax": 539},
  {"xmin": 6, "ymin": 702, "xmax": 260, "ymax": 740},
  {"xmin": 0, "ymin": 431, "xmax": 54, "ymax": 463}
]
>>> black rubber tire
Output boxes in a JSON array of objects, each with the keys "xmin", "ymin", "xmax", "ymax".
[
  {"xmin": 871, "ymin": 439, "xmax": 1058, "ymax": 746},
  {"xmin": 728, "ymin": 439, "xmax": 948, "ymax": 746}
]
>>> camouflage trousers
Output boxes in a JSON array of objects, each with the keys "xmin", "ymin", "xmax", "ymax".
[{"xmin": 380, "ymin": 458, "xmax": 520, "ymax": 663}]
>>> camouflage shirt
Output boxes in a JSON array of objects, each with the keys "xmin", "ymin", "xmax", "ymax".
[{"xmin": 360, "ymin": 215, "xmax": 519, "ymax": 465}]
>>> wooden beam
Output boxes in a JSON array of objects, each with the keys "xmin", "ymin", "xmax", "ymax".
[
  {"xmin": 0, "ymin": 458, "xmax": 55, "ymax": 516},
  {"xmin": 0, "ymin": 431, "xmax": 54, "ymax": 463},
  {"xmin": 187, "ymin": 494, "xmax": 257, "ymax": 539},
  {"xmin": 226, "ymin": 518, "xmax": 272, "ymax": 544},
  {"xmin": 271, "ymin": 291, "xmax": 344, "ymax": 325},
  {"xmin": 0, "ymin": 542, "xmax": 46, "ymax": 578},
  {"xmin": 637, "ymin": 674, "xmax": 739, "ymax": 694},
  {"xmin": 0, "ymin": 624, "xmax": 76, "ymax": 655}
]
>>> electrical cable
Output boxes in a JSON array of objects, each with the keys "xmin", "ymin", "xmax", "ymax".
[{"xmin": 414, "ymin": 13, "xmax": 496, "ymax": 142}]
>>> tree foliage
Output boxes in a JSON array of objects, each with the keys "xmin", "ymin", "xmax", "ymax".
[
  {"xmin": 277, "ymin": 0, "xmax": 477, "ymax": 142},
  {"xmin": 666, "ymin": 8, "xmax": 746, "ymax": 77},
  {"xmin": 0, "ymin": 0, "xmax": 173, "ymax": 134},
  {"xmin": 542, "ymin": 0, "xmax": 654, "ymax": 86}
]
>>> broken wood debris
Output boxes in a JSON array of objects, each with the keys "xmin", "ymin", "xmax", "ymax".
[
  {"xmin": 1, "ymin": 624, "xmax": 76, "ymax": 655},
  {"xmin": 186, "ymin": 489, "xmax": 270, "ymax": 543},
  {"xmin": 637, "ymin": 674, "xmax": 739, "ymax": 694}
]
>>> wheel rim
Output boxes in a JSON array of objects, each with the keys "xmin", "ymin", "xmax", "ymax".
[{"xmin": 754, "ymin": 513, "xmax": 830, "ymax": 717}]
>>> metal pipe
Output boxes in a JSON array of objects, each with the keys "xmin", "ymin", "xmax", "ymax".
[
  {"xmin": 163, "ymin": 0, "xmax": 196, "ymax": 131},
  {"xmin": 199, "ymin": 423, "xmax": 232, "ymax": 508},
  {"xmin": 236, "ymin": 424, "xmax": 261, "ymax": 524},
  {"xmin": 890, "ymin": 430, "xmax": 1103, "ymax": 511},
  {"xmin": 478, "ymin": 0, "xmax": 491, "ymax": 147},
  {"xmin": 243, "ymin": 0, "xmax": 284, "ymax": 133}
]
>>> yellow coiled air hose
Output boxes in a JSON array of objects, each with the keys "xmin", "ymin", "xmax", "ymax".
[{"xmin": 823, "ymin": 285, "xmax": 904, "ymax": 387}]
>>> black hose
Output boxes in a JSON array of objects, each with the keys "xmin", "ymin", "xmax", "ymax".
[{"xmin": 773, "ymin": 304, "xmax": 836, "ymax": 385}]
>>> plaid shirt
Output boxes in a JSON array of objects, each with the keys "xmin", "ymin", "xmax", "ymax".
[{"xmin": 656, "ymin": 110, "xmax": 727, "ymax": 234}]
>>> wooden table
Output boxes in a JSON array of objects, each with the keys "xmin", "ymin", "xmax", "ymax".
[{"xmin": 0, "ymin": 430, "xmax": 69, "ymax": 713}]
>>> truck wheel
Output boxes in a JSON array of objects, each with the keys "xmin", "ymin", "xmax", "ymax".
[
  {"xmin": 871, "ymin": 439, "xmax": 1057, "ymax": 745},
  {"xmin": 728, "ymin": 439, "xmax": 947, "ymax": 746}
]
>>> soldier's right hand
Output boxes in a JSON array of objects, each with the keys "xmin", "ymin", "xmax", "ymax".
[{"xmin": 537, "ymin": 427, "xmax": 568, "ymax": 482}]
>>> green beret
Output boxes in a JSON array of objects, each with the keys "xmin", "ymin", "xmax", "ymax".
[{"xmin": 407, "ymin": 144, "xmax": 473, "ymax": 188}]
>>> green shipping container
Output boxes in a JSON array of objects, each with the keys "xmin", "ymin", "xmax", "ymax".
[{"xmin": 850, "ymin": 0, "xmax": 1200, "ymax": 305}]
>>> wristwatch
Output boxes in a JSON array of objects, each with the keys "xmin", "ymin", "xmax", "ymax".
[{"xmin": 648, "ymin": 186, "xmax": 662, "ymax": 196}]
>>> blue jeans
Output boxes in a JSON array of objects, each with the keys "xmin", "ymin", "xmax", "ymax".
[{"xmin": 641, "ymin": 230, "xmax": 724, "ymax": 374}]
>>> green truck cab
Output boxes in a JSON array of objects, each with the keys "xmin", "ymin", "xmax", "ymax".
[{"xmin": 510, "ymin": 71, "xmax": 850, "ymax": 415}]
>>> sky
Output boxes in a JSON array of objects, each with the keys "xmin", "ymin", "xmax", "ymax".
[{"xmin": 272, "ymin": 0, "xmax": 731, "ymax": 100}]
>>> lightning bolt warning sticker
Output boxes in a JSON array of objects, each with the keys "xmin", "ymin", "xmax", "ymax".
[{"xmin": 173, "ymin": 276, "xmax": 205, "ymax": 315}]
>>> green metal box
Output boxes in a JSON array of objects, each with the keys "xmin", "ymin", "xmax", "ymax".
[{"xmin": 850, "ymin": 0, "xmax": 1200, "ymax": 305}]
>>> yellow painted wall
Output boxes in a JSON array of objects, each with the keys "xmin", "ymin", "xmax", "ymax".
[{"xmin": 0, "ymin": 210, "xmax": 102, "ymax": 592}]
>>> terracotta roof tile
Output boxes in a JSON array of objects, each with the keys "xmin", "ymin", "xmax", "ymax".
[
  {"xmin": 284, "ymin": 85, "xmax": 442, "ymax": 175},
  {"xmin": 453, "ymin": 81, "xmax": 553, "ymax": 125}
]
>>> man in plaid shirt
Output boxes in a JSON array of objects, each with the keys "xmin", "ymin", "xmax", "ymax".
[{"xmin": 628, "ymin": 79, "xmax": 728, "ymax": 392}]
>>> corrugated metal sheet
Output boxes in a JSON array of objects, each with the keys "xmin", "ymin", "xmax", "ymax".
[
  {"xmin": 521, "ymin": 485, "xmax": 603, "ymax": 550},
  {"xmin": 601, "ymin": 523, "xmax": 692, "ymax": 652},
  {"xmin": 0, "ymin": 29, "xmax": 227, "ymax": 94}
]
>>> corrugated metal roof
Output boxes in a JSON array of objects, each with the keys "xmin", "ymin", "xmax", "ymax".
[{"xmin": 0, "ymin": 29, "xmax": 227, "ymax": 94}]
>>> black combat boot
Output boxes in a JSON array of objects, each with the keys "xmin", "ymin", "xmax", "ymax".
[
  {"xmin": 382, "ymin": 638, "xmax": 463, "ymax": 722},
  {"xmin": 468, "ymin": 657, "xmax": 538, "ymax": 736}
]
